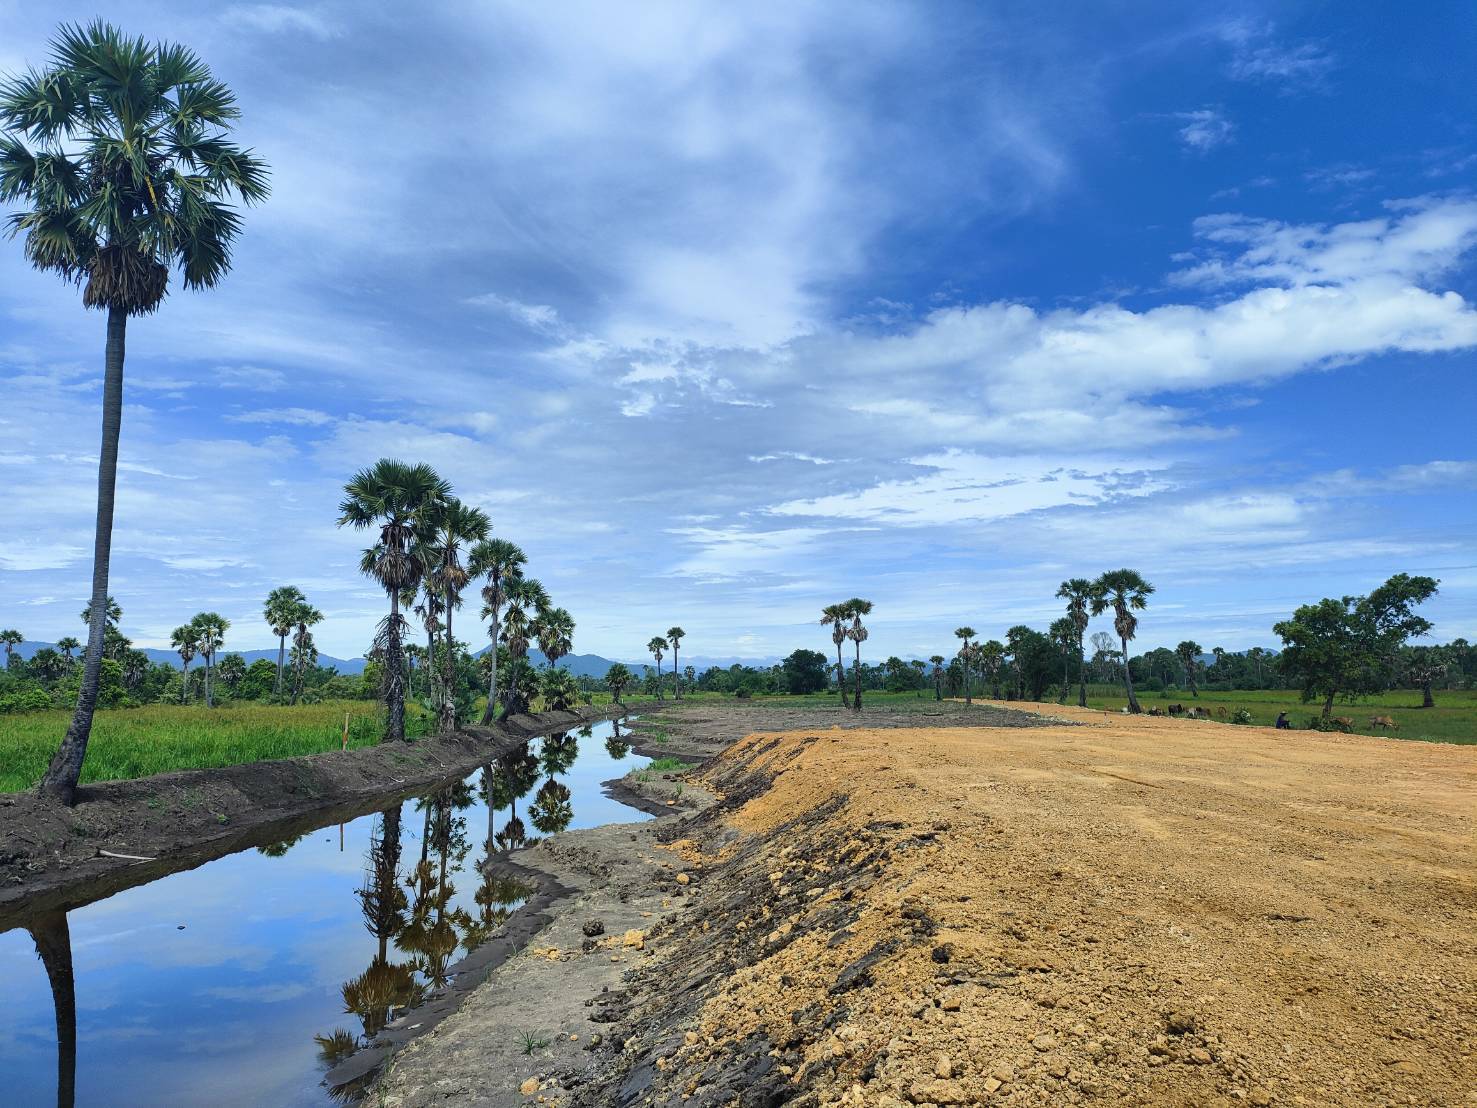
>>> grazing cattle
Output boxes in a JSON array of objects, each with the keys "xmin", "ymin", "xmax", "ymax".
[
  {"xmin": 1214, "ymin": 706, "xmax": 1229, "ymax": 719},
  {"xmin": 1332, "ymin": 716, "xmax": 1354, "ymax": 732},
  {"xmin": 1369, "ymin": 715, "xmax": 1400, "ymax": 730},
  {"xmin": 1189, "ymin": 706, "xmax": 1212, "ymax": 720},
  {"xmin": 1168, "ymin": 704, "xmax": 1185, "ymax": 717},
  {"xmin": 1147, "ymin": 707, "xmax": 1165, "ymax": 716}
]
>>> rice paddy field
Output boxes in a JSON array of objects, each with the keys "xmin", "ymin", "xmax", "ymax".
[{"xmin": 0, "ymin": 700, "xmax": 393, "ymax": 793}]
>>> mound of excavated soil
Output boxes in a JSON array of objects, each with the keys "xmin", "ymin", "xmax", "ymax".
[{"xmin": 572, "ymin": 708, "xmax": 1477, "ymax": 1106}]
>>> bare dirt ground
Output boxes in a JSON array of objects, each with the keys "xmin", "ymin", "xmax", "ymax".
[{"xmin": 562, "ymin": 702, "xmax": 1477, "ymax": 1107}]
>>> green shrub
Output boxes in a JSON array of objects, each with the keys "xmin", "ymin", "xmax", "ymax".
[{"xmin": 1231, "ymin": 708, "xmax": 1253, "ymax": 725}]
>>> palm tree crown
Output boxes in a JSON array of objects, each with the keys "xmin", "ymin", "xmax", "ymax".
[{"xmin": 0, "ymin": 21, "xmax": 269, "ymax": 313}]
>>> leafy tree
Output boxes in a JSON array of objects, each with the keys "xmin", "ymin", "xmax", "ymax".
[
  {"xmin": 978, "ymin": 639, "xmax": 1005, "ymax": 698},
  {"xmin": 190, "ymin": 611, "xmax": 228, "ymax": 707},
  {"xmin": 820, "ymin": 604, "xmax": 851, "ymax": 708},
  {"xmin": 539, "ymin": 667, "xmax": 580, "ymax": 712},
  {"xmin": 216, "ymin": 652, "xmax": 246, "ymax": 694},
  {"xmin": 646, "ymin": 636, "xmax": 667, "ymax": 702},
  {"xmin": 781, "ymin": 649, "xmax": 829, "ymax": 695},
  {"xmin": 1006, "ymin": 626, "xmax": 1057, "ymax": 701},
  {"xmin": 469, "ymin": 538, "xmax": 525, "ymax": 724},
  {"xmin": 1274, "ymin": 574, "xmax": 1439, "ymax": 717},
  {"xmin": 9, "ymin": 23, "xmax": 268, "ymax": 804},
  {"xmin": 666, "ymin": 626, "xmax": 686, "ymax": 699},
  {"xmin": 845, "ymin": 598, "xmax": 873, "ymax": 712},
  {"xmin": 339, "ymin": 459, "xmax": 451, "ymax": 741},
  {"xmin": 55, "ymin": 636, "xmax": 80, "ymax": 664},
  {"xmin": 30, "ymin": 647, "xmax": 65, "ymax": 683},
  {"xmin": 604, "ymin": 662, "xmax": 633, "ymax": 705},
  {"xmin": 1175, "ymin": 640, "xmax": 1203, "ymax": 698},
  {"xmin": 1055, "ymin": 578, "xmax": 1093, "ymax": 708},
  {"xmin": 263, "ymin": 585, "xmax": 306, "ymax": 698},
  {"xmin": 1090, "ymin": 569, "xmax": 1154, "ymax": 713},
  {"xmin": 1049, "ymin": 618, "xmax": 1077, "ymax": 703},
  {"xmin": 170, "ymin": 622, "xmax": 199, "ymax": 704},
  {"xmin": 238, "ymin": 658, "xmax": 277, "ymax": 700},
  {"xmin": 954, "ymin": 627, "xmax": 976, "ymax": 704}
]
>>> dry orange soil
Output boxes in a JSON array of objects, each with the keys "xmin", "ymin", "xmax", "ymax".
[{"xmin": 636, "ymin": 706, "xmax": 1476, "ymax": 1106}]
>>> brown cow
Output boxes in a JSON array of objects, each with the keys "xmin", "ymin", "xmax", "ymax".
[
  {"xmin": 1369, "ymin": 715, "xmax": 1400, "ymax": 730},
  {"xmin": 1147, "ymin": 707, "xmax": 1165, "ymax": 717},
  {"xmin": 1214, "ymin": 706, "xmax": 1229, "ymax": 719},
  {"xmin": 1189, "ymin": 706, "xmax": 1212, "ymax": 720},
  {"xmin": 1168, "ymin": 704, "xmax": 1185, "ymax": 717},
  {"xmin": 1331, "ymin": 716, "xmax": 1354, "ymax": 732}
]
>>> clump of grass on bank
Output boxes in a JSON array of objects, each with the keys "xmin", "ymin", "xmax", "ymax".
[
  {"xmin": 0, "ymin": 700, "xmax": 399, "ymax": 793},
  {"xmin": 645, "ymin": 756, "xmax": 696, "ymax": 773}
]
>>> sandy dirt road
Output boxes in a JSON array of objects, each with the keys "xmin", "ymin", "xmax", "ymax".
[{"xmin": 578, "ymin": 704, "xmax": 1476, "ymax": 1106}]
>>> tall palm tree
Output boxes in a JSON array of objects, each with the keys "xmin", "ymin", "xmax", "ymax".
[
  {"xmin": 425, "ymin": 497, "xmax": 491, "ymax": 730},
  {"xmin": 263, "ymin": 585, "xmax": 306, "ymax": 699},
  {"xmin": 1090, "ymin": 569, "xmax": 1154, "ymax": 713},
  {"xmin": 954, "ymin": 627, "xmax": 976, "ymax": 705},
  {"xmin": 78, "ymin": 596, "xmax": 121, "ymax": 630},
  {"xmin": 0, "ymin": 629, "xmax": 21, "ymax": 667},
  {"xmin": 821, "ymin": 604, "xmax": 851, "ymax": 709},
  {"xmin": 497, "ymin": 576, "xmax": 547, "ymax": 720},
  {"xmin": 536, "ymin": 607, "xmax": 575, "ymax": 674},
  {"xmin": 666, "ymin": 626, "xmax": 685, "ymax": 699},
  {"xmin": 1055, "ymin": 578, "xmax": 1093, "ymax": 708},
  {"xmin": 1049, "ymin": 617, "xmax": 1077, "ymax": 703},
  {"xmin": 845, "ymin": 598, "xmax": 873, "ymax": 712},
  {"xmin": 8, "ymin": 23, "xmax": 269, "ymax": 805},
  {"xmin": 412, "ymin": 587, "xmax": 444, "ymax": 709},
  {"xmin": 929, "ymin": 654, "xmax": 945, "ymax": 701},
  {"xmin": 646, "ymin": 636, "xmax": 667, "ymax": 702},
  {"xmin": 469, "ymin": 538, "xmax": 525, "ymax": 724},
  {"xmin": 170, "ymin": 623, "xmax": 199, "ymax": 704},
  {"xmin": 1176, "ymin": 640, "xmax": 1203, "ymax": 699},
  {"xmin": 338, "ymin": 459, "xmax": 451, "ymax": 742},
  {"xmin": 56, "ymin": 636, "xmax": 80, "ymax": 666},
  {"xmin": 290, "ymin": 604, "xmax": 324, "ymax": 704},
  {"xmin": 191, "ymin": 611, "xmax": 228, "ymax": 708}
]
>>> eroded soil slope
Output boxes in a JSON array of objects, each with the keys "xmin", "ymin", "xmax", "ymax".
[{"xmin": 577, "ymin": 709, "xmax": 1477, "ymax": 1106}]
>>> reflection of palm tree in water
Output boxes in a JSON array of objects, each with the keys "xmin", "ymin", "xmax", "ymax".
[
  {"xmin": 317, "ymin": 807, "xmax": 420, "ymax": 1067},
  {"xmin": 28, "ymin": 909, "xmax": 75, "ymax": 1108},
  {"xmin": 397, "ymin": 786, "xmax": 472, "ymax": 989},
  {"xmin": 485, "ymin": 743, "xmax": 539, "ymax": 852}
]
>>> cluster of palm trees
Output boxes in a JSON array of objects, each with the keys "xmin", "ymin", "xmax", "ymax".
[
  {"xmin": 168, "ymin": 612, "xmax": 230, "ymax": 707},
  {"xmin": 951, "ymin": 569, "xmax": 1155, "ymax": 711},
  {"xmin": 819, "ymin": 599, "xmax": 874, "ymax": 710},
  {"xmin": 643, "ymin": 626, "xmax": 687, "ymax": 700},
  {"xmin": 262, "ymin": 587, "xmax": 325, "ymax": 703},
  {"xmin": 337, "ymin": 458, "xmax": 577, "ymax": 742}
]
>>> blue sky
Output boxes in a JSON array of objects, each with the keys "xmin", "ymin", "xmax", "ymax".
[{"xmin": 1, "ymin": 1, "xmax": 1474, "ymax": 663}]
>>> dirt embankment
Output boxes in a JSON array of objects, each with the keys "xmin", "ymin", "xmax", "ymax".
[
  {"xmin": 564, "ymin": 705, "xmax": 1477, "ymax": 1107},
  {"xmin": 0, "ymin": 705, "xmax": 624, "ymax": 923}
]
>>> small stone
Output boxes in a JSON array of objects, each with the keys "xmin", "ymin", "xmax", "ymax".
[
  {"xmin": 676, "ymin": 872, "xmax": 691, "ymax": 885},
  {"xmin": 622, "ymin": 928, "xmax": 645, "ymax": 949},
  {"xmin": 1032, "ymin": 1034, "xmax": 1057, "ymax": 1052},
  {"xmin": 519, "ymin": 1077, "xmax": 540, "ymax": 1096},
  {"xmin": 983, "ymin": 1077, "xmax": 1002, "ymax": 1094},
  {"xmin": 941, "ymin": 994, "xmax": 962, "ymax": 1012},
  {"xmin": 685, "ymin": 1031, "xmax": 699, "ymax": 1045},
  {"xmin": 991, "ymin": 1063, "xmax": 1014, "ymax": 1082},
  {"xmin": 908, "ymin": 1078, "xmax": 966, "ymax": 1105},
  {"xmin": 1249, "ymin": 1090, "xmax": 1271, "ymax": 1107},
  {"xmin": 582, "ymin": 919, "xmax": 605, "ymax": 937},
  {"xmin": 935, "ymin": 1053, "xmax": 954, "ymax": 1078},
  {"xmin": 931, "ymin": 943, "xmax": 954, "ymax": 964},
  {"xmin": 1189, "ymin": 1047, "xmax": 1213, "ymax": 1065},
  {"xmin": 1046, "ymin": 1060, "xmax": 1068, "ymax": 1078},
  {"xmin": 1164, "ymin": 1010, "xmax": 1197, "ymax": 1035}
]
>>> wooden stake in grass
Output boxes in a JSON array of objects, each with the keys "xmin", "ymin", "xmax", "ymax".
[{"xmin": 342, "ymin": 712, "xmax": 349, "ymax": 751}]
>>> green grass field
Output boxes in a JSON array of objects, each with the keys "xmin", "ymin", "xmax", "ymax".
[
  {"xmin": 1074, "ymin": 685, "xmax": 1477, "ymax": 745},
  {"xmin": 0, "ymin": 700, "xmax": 394, "ymax": 793}
]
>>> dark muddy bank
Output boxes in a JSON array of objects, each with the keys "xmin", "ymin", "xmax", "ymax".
[{"xmin": 0, "ymin": 705, "xmax": 625, "ymax": 923}]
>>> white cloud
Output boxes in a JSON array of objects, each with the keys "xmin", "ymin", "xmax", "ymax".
[
  {"xmin": 223, "ymin": 5, "xmax": 338, "ymax": 39},
  {"xmin": 0, "ymin": 541, "xmax": 86, "ymax": 572},
  {"xmin": 229, "ymin": 407, "xmax": 335, "ymax": 427},
  {"xmin": 215, "ymin": 366, "xmax": 288, "ymax": 391},
  {"xmin": 1175, "ymin": 109, "xmax": 1234, "ymax": 152},
  {"xmin": 464, "ymin": 293, "xmax": 562, "ymax": 332},
  {"xmin": 1222, "ymin": 22, "xmax": 1335, "ymax": 89}
]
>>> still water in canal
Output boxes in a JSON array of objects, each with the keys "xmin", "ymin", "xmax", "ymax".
[{"xmin": 0, "ymin": 719, "xmax": 649, "ymax": 1107}]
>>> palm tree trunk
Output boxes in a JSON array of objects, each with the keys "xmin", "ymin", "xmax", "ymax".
[
  {"xmin": 672, "ymin": 644, "xmax": 680, "ymax": 700},
  {"xmin": 1077, "ymin": 639, "xmax": 1088, "ymax": 708},
  {"xmin": 480, "ymin": 606, "xmax": 500, "ymax": 726},
  {"xmin": 1060, "ymin": 655, "xmax": 1069, "ymax": 703},
  {"xmin": 853, "ymin": 641, "xmax": 863, "ymax": 712},
  {"xmin": 1322, "ymin": 690, "xmax": 1336, "ymax": 719},
  {"xmin": 1422, "ymin": 680, "xmax": 1435, "ymax": 709},
  {"xmin": 40, "ymin": 308, "xmax": 126, "ymax": 806},
  {"xmin": 181, "ymin": 658, "xmax": 190, "ymax": 704},
  {"xmin": 275, "ymin": 634, "xmax": 286, "ymax": 697},
  {"xmin": 441, "ymin": 601, "xmax": 456, "ymax": 731},
  {"xmin": 29, "ymin": 909, "xmax": 76, "ymax": 1108},
  {"xmin": 964, "ymin": 650, "xmax": 972, "ymax": 705},
  {"xmin": 387, "ymin": 591, "xmax": 406, "ymax": 742},
  {"xmin": 834, "ymin": 643, "xmax": 850, "ymax": 709},
  {"xmin": 1121, "ymin": 633, "xmax": 1141, "ymax": 713},
  {"xmin": 204, "ymin": 652, "xmax": 213, "ymax": 708}
]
